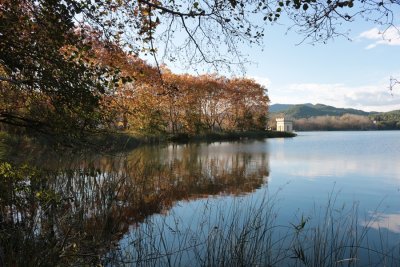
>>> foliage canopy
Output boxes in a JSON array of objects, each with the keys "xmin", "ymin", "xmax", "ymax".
[{"xmin": 1, "ymin": 0, "xmax": 399, "ymax": 138}]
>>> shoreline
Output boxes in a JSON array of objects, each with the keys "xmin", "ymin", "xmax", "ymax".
[
  {"xmin": 0, "ymin": 130, "xmax": 296, "ymax": 154},
  {"xmin": 97, "ymin": 130, "xmax": 296, "ymax": 151}
]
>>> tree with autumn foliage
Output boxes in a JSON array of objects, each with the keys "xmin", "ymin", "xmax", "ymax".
[
  {"xmin": 0, "ymin": 0, "xmax": 117, "ymax": 140},
  {"xmin": 1, "ymin": 0, "xmax": 398, "ymax": 139},
  {"xmin": 112, "ymin": 65, "xmax": 269, "ymax": 135}
]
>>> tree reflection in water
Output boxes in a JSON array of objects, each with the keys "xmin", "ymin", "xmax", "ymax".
[{"xmin": 0, "ymin": 141, "xmax": 269, "ymax": 266}]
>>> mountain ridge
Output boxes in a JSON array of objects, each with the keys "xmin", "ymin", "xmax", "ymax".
[{"xmin": 269, "ymin": 103, "xmax": 384, "ymax": 118}]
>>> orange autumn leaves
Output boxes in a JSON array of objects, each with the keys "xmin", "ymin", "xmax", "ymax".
[
  {"xmin": 1, "ymin": 25, "xmax": 269, "ymax": 137},
  {"xmin": 101, "ymin": 50, "xmax": 270, "ymax": 135}
]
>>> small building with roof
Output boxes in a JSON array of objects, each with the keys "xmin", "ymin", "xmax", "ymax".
[{"xmin": 276, "ymin": 117, "xmax": 293, "ymax": 132}]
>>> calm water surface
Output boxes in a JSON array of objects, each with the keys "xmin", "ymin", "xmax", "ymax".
[
  {"xmin": 107, "ymin": 131, "xmax": 400, "ymax": 265},
  {"xmin": 147, "ymin": 130, "xmax": 400, "ymax": 226},
  {"xmin": 2, "ymin": 131, "xmax": 400, "ymax": 266},
  {"xmin": 268, "ymin": 131, "xmax": 400, "ymax": 217}
]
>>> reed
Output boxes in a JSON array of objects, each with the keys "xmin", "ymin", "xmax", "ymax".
[
  {"xmin": 1, "ymin": 157, "xmax": 399, "ymax": 266},
  {"xmin": 104, "ymin": 189, "xmax": 400, "ymax": 266}
]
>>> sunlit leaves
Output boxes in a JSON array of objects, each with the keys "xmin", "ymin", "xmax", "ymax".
[
  {"xmin": 112, "ymin": 62, "xmax": 270, "ymax": 135},
  {"xmin": 0, "ymin": 0, "xmax": 115, "ymax": 138},
  {"xmin": 1, "ymin": 0, "xmax": 397, "ymax": 140}
]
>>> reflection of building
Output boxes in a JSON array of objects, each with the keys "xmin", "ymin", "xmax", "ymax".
[{"xmin": 276, "ymin": 118, "xmax": 293, "ymax": 132}]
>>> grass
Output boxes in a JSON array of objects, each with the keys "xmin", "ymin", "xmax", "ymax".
[
  {"xmin": 104, "ymin": 189, "xmax": 400, "ymax": 266},
  {"xmin": 1, "ymin": 151, "xmax": 397, "ymax": 267}
]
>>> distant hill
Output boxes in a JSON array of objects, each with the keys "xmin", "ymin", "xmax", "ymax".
[
  {"xmin": 269, "ymin": 103, "xmax": 400, "ymax": 130},
  {"xmin": 270, "ymin": 103, "xmax": 373, "ymax": 118},
  {"xmin": 269, "ymin": 104, "xmax": 295, "ymax": 113}
]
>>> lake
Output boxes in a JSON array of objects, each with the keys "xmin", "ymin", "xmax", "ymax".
[{"xmin": 1, "ymin": 131, "xmax": 400, "ymax": 266}]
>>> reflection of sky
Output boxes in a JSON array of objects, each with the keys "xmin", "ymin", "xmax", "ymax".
[
  {"xmin": 363, "ymin": 212, "xmax": 400, "ymax": 234},
  {"xmin": 266, "ymin": 131, "xmax": 400, "ymax": 237},
  {"xmin": 268, "ymin": 131, "xmax": 400, "ymax": 184},
  {"xmin": 269, "ymin": 131, "xmax": 400, "ymax": 180},
  {"xmin": 161, "ymin": 132, "xmax": 400, "ymax": 234},
  {"xmin": 116, "ymin": 131, "xmax": 400, "ymax": 264}
]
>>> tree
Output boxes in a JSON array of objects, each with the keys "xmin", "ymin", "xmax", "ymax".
[
  {"xmin": 125, "ymin": 0, "xmax": 399, "ymax": 66},
  {"xmin": 390, "ymin": 76, "xmax": 400, "ymax": 92},
  {"xmin": 1, "ymin": 0, "xmax": 398, "ymax": 138},
  {"xmin": 0, "ymin": 0, "xmax": 117, "ymax": 140},
  {"xmin": 91, "ymin": 0, "xmax": 398, "ymax": 68},
  {"xmin": 225, "ymin": 78, "xmax": 269, "ymax": 130}
]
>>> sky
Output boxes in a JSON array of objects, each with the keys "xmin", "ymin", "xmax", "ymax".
[
  {"xmin": 162, "ymin": 9, "xmax": 400, "ymax": 112},
  {"xmin": 246, "ymin": 21, "xmax": 400, "ymax": 112}
]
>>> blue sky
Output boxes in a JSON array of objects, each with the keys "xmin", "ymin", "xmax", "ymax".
[
  {"xmin": 155, "ymin": 10, "xmax": 400, "ymax": 112},
  {"xmin": 245, "ymin": 20, "xmax": 400, "ymax": 112}
]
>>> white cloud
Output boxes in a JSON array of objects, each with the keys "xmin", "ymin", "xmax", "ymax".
[
  {"xmin": 362, "ymin": 212, "xmax": 400, "ymax": 234},
  {"xmin": 359, "ymin": 27, "xmax": 381, "ymax": 39},
  {"xmin": 268, "ymin": 81, "xmax": 400, "ymax": 112},
  {"xmin": 359, "ymin": 26, "xmax": 400, "ymax": 49},
  {"xmin": 251, "ymin": 76, "xmax": 271, "ymax": 88},
  {"xmin": 365, "ymin": 43, "xmax": 377, "ymax": 50}
]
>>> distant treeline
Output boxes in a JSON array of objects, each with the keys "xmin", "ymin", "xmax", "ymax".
[
  {"xmin": 293, "ymin": 114, "xmax": 373, "ymax": 131},
  {"xmin": 270, "ymin": 113, "xmax": 400, "ymax": 131},
  {"xmin": 370, "ymin": 110, "xmax": 400, "ymax": 130}
]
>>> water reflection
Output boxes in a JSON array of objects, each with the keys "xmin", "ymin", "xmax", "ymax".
[
  {"xmin": 2, "ymin": 132, "xmax": 400, "ymax": 266},
  {"xmin": 364, "ymin": 212, "xmax": 400, "ymax": 234},
  {"xmin": 270, "ymin": 133, "xmax": 400, "ymax": 181},
  {"xmin": 0, "ymin": 141, "xmax": 270, "ymax": 266}
]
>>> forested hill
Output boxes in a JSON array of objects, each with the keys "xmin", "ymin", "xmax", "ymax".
[
  {"xmin": 269, "ymin": 104, "xmax": 400, "ymax": 130},
  {"xmin": 270, "ymin": 103, "xmax": 373, "ymax": 118}
]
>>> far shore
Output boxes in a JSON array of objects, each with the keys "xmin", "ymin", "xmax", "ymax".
[{"xmin": 0, "ymin": 130, "xmax": 296, "ymax": 154}]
